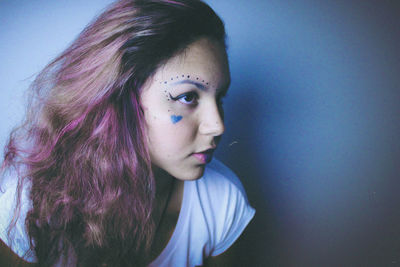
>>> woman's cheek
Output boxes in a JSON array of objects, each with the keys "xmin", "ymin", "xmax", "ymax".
[{"xmin": 165, "ymin": 102, "xmax": 188, "ymax": 125}]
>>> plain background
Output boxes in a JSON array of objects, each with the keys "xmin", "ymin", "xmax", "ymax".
[{"xmin": 1, "ymin": 0, "xmax": 399, "ymax": 266}]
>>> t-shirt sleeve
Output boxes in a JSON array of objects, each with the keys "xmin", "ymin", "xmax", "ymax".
[
  {"xmin": 208, "ymin": 161, "xmax": 256, "ymax": 257},
  {"xmin": 0, "ymin": 175, "xmax": 35, "ymax": 262}
]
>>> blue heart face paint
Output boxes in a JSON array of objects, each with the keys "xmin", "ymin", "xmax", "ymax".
[{"xmin": 171, "ymin": 115, "xmax": 183, "ymax": 124}]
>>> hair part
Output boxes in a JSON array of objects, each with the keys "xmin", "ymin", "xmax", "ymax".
[{"xmin": 1, "ymin": 0, "xmax": 226, "ymax": 266}]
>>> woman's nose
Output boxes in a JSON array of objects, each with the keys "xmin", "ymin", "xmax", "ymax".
[{"xmin": 198, "ymin": 101, "xmax": 225, "ymax": 137}]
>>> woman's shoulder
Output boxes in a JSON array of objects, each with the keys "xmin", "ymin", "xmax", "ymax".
[
  {"xmin": 0, "ymin": 173, "xmax": 21, "ymax": 238},
  {"xmin": 192, "ymin": 158, "xmax": 255, "ymax": 257},
  {"xmin": 0, "ymin": 171, "xmax": 34, "ymax": 262},
  {"xmin": 199, "ymin": 158, "xmax": 250, "ymax": 201},
  {"xmin": 192, "ymin": 158, "xmax": 254, "ymax": 220}
]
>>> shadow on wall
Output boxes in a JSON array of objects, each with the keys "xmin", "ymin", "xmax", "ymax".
[
  {"xmin": 216, "ymin": 54, "xmax": 289, "ymax": 265},
  {"xmin": 214, "ymin": 0, "xmax": 400, "ymax": 265}
]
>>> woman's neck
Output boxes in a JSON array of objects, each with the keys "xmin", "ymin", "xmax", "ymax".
[{"xmin": 152, "ymin": 165, "xmax": 175, "ymax": 198}]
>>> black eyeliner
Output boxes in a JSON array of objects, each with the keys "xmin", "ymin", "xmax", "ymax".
[{"xmin": 169, "ymin": 93, "xmax": 178, "ymax": 101}]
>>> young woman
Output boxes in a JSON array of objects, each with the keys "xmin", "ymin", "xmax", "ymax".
[{"xmin": 0, "ymin": 0, "xmax": 255, "ymax": 266}]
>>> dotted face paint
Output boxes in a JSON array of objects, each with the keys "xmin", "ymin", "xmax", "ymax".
[
  {"xmin": 161, "ymin": 75, "xmax": 210, "ymax": 125},
  {"xmin": 170, "ymin": 115, "xmax": 183, "ymax": 124},
  {"xmin": 162, "ymin": 75, "xmax": 209, "ymax": 88},
  {"xmin": 164, "ymin": 89, "xmax": 170, "ymax": 101}
]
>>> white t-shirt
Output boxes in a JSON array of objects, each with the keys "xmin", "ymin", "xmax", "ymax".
[{"xmin": 0, "ymin": 158, "xmax": 255, "ymax": 266}]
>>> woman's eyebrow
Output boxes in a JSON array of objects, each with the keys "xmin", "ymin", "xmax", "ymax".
[{"xmin": 170, "ymin": 79, "xmax": 207, "ymax": 91}]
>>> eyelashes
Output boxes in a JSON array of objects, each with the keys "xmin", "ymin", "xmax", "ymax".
[
  {"xmin": 169, "ymin": 91, "xmax": 228, "ymax": 107},
  {"xmin": 169, "ymin": 92, "xmax": 199, "ymax": 105}
]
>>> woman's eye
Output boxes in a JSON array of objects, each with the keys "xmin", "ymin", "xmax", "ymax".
[{"xmin": 170, "ymin": 92, "xmax": 198, "ymax": 105}]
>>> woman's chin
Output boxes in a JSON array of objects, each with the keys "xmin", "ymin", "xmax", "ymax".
[{"xmin": 174, "ymin": 164, "xmax": 206, "ymax": 181}]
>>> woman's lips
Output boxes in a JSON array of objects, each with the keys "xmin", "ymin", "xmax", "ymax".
[{"xmin": 192, "ymin": 150, "xmax": 214, "ymax": 164}]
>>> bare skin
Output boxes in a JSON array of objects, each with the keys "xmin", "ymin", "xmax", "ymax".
[{"xmin": 141, "ymin": 37, "xmax": 232, "ymax": 263}]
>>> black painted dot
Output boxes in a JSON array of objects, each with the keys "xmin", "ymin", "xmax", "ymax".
[
  {"xmin": 164, "ymin": 81, "xmax": 167, "ymax": 84},
  {"xmin": 202, "ymin": 80, "xmax": 204, "ymax": 82},
  {"xmin": 182, "ymin": 75, "xmax": 184, "ymax": 77},
  {"xmin": 187, "ymin": 75, "xmax": 190, "ymax": 78},
  {"xmin": 171, "ymin": 78, "xmax": 173, "ymax": 80},
  {"xmin": 176, "ymin": 76, "xmax": 179, "ymax": 78},
  {"xmin": 196, "ymin": 77, "xmax": 199, "ymax": 80}
]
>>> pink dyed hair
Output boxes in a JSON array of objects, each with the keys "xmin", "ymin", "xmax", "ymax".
[{"xmin": 1, "ymin": 0, "xmax": 226, "ymax": 266}]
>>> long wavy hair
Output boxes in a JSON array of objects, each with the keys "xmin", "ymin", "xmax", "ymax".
[{"xmin": 1, "ymin": 0, "xmax": 226, "ymax": 266}]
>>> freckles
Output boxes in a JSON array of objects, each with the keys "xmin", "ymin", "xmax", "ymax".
[{"xmin": 170, "ymin": 115, "xmax": 183, "ymax": 124}]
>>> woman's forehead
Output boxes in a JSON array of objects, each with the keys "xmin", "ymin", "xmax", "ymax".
[{"xmin": 153, "ymin": 38, "xmax": 230, "ymax": 88}]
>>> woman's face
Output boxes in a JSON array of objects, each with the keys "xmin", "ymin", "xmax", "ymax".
[{"xmin": 140, "ymin": 38, "xmax": 230, "ymax": 181}]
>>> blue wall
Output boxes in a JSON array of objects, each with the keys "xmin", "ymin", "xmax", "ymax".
[{"xmin": 1, "ymin": 0, "xmax": 399, "ymax": 265}]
